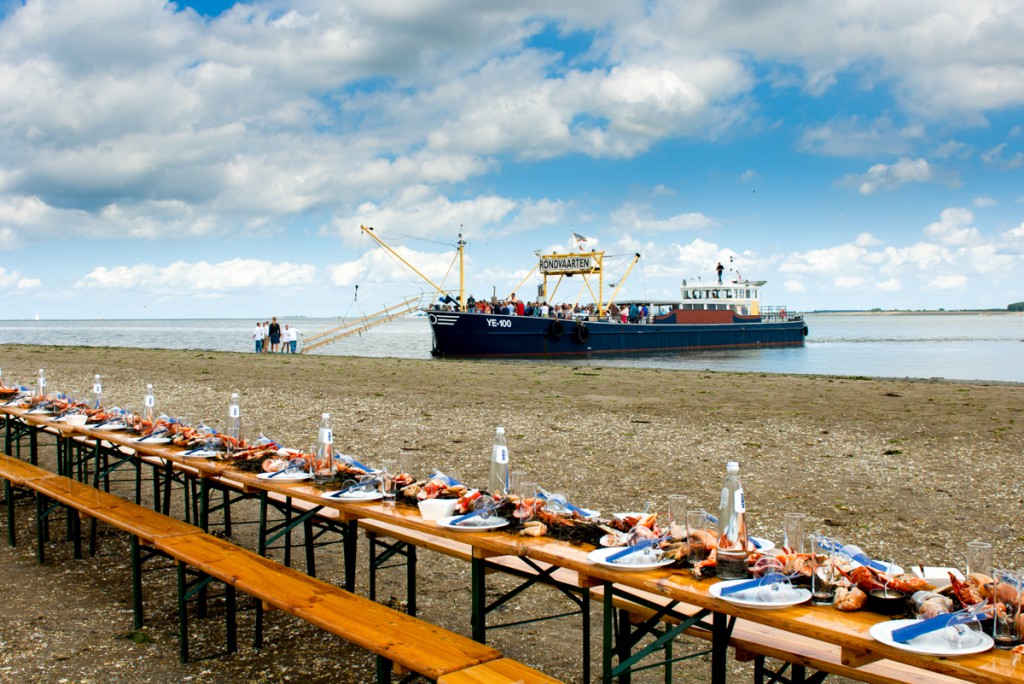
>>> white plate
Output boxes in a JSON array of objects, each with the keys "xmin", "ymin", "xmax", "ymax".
[
  {"xmin": 750, "ymin": 536, "xmax": 775, "ymax": 551},
  {"xmin": 90, "ymin": 421, "xmax": 126, "ymax": 431},
  {"xmin": 587, "ymin": 546, "xmax": 675, "ymax": 571},
  {"xmin": 436, "ymin": 515, "xmax": 509, "ymax": 531},
  {"xmin": 323, "ymin": 490, "xmax": 383, "ymax": 502},
  {"xmin": 257, "ymin": 471, "xmax": 312, "ymax": 481},
  {"xmin": 869, "ymin": 618, "xmax": 994, "ymax": 656},
  {"xmin": 613, "ymin": 511, "xmax": 647, "ymax": 522},
  {"xmin": 710, "ymin": 579, "xmax": 812, "ymax": 609},
  {"xmin": 27, "ymin": 408, "xmax": 53, "ymax": 414},
  {"xmin": 181, "ymin": 449, "xmax": 223, "ymax": 459},
  {"xmin": 912, "ymin": 565, "xmax": 964, "ymax": 586},
  {"xmin": 131, "ymin": 436, "xmax": 171, "ymax": 445}
]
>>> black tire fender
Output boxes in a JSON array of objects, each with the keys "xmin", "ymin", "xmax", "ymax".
[
  {"xmin": 548, "ymin": 319, "xmax": 564, "ymax": 339},
  {"xmin": 573, "ymin": 321, "xmax": 589, "ymax": 344}
]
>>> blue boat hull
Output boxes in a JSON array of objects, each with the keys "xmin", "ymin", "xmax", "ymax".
[{"xmin": 427, "ymin": 311, "xmax": 807, "ymax": 358}]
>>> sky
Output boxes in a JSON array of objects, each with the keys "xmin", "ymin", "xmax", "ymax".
[{"xmin": 1, "ymin": 0, "xmax": 1024, "ymax": 319}]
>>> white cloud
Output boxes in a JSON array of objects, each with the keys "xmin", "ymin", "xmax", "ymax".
[
  {"xmin": 854, "ymin": 232, "xmax": 881, "ymax": 247},
  {"xmin": 800, "ymin": 117, "xmax": 924, "ymax": 157},
  {"xmin": 972, "ymin": 196, "xmax": 997, "ymax": 207},
  {"xmin": 840, "ymin": 157, "xmax": 933, "ymax": 195},
  {"xmin": 610, "ymin": 203, "xmax": 715, "ymax": 233},
  {"xmin": 0, "ymin": 266, "xmax": 41, "ymax": 290},
  {"xmin": 783, "ymin": 279, "xmax": 806, "ymax": 293},
  {"xmin": 876, "ymin": 278, "xmax": 901, "ymax": 292},
  {"xmin": 927, "ymin": 274, "xmax": 968, "ymax": 290},
  {"xmin": 834, "ymin": 275, "xmax": 865, "ymax": 289},
  {"xmin": 923, "ymin": 208, "xmax": 980, "ymax": 246},
  {"xmin": 781, "ymin": 243, "xmax": 868, "ymax": 274},
  {"xmin": 77, "ymin": 258, "xmax": 315, "ymax": 293}
]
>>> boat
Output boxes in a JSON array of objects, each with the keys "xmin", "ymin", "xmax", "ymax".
[{"xmin": 360, "ymin": 225, "xmax": 807, "ymax": 358}]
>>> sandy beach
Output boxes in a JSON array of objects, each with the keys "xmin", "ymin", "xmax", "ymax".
[{"xmin": 1, "ymin": 344, "xmax": 1023, "ymax": 682}]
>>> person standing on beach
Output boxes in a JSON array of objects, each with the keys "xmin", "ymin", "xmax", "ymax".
[
  {"xmin": 253, "ymin": 321, "xmax": 263, "ymax": 352},
  {"xmin": 285, "ymin": 324, "xmax": 298, "ymax": 353},
  {"xmin": 262, "ymin": 321, "xmax": 270, "ymax": 353},
  {"xmin": 268, "ymin": 317, "xmax": 281, "ymax": 352},
  {"xmin": 716, "ymin": 262, "xmax": 724, "ymax": 283}
]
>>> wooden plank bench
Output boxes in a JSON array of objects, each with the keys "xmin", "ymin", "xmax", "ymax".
[
  {"xmin": 437, "ymin": 657, "xmax": 564, "ymax": 683},
  {"xmin": 0, "ymin": 452, "xmax": 55, "ymax": 546},
  {"xmin": 0, "ymin": 455, "xmax": 542, "ymax": 682},
  {"xmin": 154, "ymin": 531, "xmax": 503, "ymax": 680}
]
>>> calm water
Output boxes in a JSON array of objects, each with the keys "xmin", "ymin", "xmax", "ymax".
[{"xmin": 1, "ymin": 313, "xmax": 1021, "ymax": 383}]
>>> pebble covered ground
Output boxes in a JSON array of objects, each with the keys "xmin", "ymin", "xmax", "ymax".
[{"xmin": 1, "ymin": 344, "xmax": 1022, "ymax": 683}]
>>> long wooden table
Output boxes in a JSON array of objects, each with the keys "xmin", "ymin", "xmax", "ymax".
[{"xmin": 3, "ymin": 405, "xmax": 1021, "ymax": 683}]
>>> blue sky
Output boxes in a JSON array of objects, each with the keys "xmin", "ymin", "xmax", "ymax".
[{"xmin": 1, "ymin": 0, "xmax": 1023, "ymax": 319}]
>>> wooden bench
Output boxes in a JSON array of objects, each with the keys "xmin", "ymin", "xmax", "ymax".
[
  {"xmin": 437, "ymin": 657, "xmax": 563, "ymax": 683},
  {"xmin": 0, "ymin": 455, "xmax": 556, "ymax": 682},
  {"xmin": 155, "ymin": 532, "xmax": 503, "ymax": 680},
  {"xmin": 0, "ymin": 452, "xmax": 54, "ymax": 546}
]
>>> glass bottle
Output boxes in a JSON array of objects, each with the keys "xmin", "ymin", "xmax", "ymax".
[
  {"xmin": 716, "ymin": 461, "xmax": 749, "ymax": 579},
  {"xmin": 92, "ymin": 374, "xmax": 102, "ymax": 409},
  {"xmin": 36, "ymin": 368, "xmax": 47, "ymax": 397},
  {"xmin": 488, "ymin": 426, "xmax": 509, "ymax": 495},
  {"xmin": 314, "ymin": 412, "xmax": 334, "ymax": 484},
  {"xmin": 142, "ymin": 383, "xmax": 155, "ymax": 423},
  {"xmin": 227, "ymin": 391, "xmax": 241, "ymax": 440}
]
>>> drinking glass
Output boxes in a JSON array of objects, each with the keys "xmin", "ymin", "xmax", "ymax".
[
  {"xmin": 783, "ymin": 512, "xmax": 806, "ymax": 553},
  {"xmin": 509, "ymin": 471, "xmax": 528, "ymax": 499},
  {"xmin": 686, "ymin": 510, "xmax": 711, "ymax": 565},
  {"xmin": 810, "ymin": 534, "xmax": 836, "ymax": 604},
  {"xmin": 966, "ymin": 541, "xmax": 992, "ymax": 578},
  {"xmin": 514, "ymin": 483, "xmax": 539, "ymax": 522},
  {"xmin": 381, "ymin": 459, "xmax": 399, "ymax": 504},
  {"xmin": 992, "ymin": 569, "xmax": 1021, "ymax": 649},
  {"xmin": 668, "ymin": 495, "xmax": 688, "ymax": 541}
]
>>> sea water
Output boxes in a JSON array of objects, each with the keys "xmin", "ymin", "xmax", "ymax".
[{"xmin": 0, "ymin": 313, "xmax": 1021, "ymax": 383}]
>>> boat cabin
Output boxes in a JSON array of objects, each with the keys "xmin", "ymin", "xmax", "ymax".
[{"xmin": 678, "ymin": 279, "xmax": 765, "ymax": 316}]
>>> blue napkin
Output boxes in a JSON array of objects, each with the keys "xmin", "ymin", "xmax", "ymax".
[
  {"xmin": 450, "ymin": 507, "xmax": 490, "ymax": 526},
  {"xmin": 341, "ymin": 455, "xmax": 375, "ymax": 472},
  {"xmin": 430, "ymin": 469, "xmax": 463, "ymax": 487},
  {"xmin": 329, "ymin": 479, "xmax": 380, "ymax": 498},
  {"xmin": 606, "ymin": 538, "xmax": 659, "ymax": 563},
  {"xmin": 890, "ymin": 609, "xmax": 984, "ymax": 643},
  {"xmin": 719, "ymin": 573, "xmax": 789, "ymax": 596}
]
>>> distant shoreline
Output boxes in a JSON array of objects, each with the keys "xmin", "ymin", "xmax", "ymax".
[{"xmin": 807, "ymin": 309, "xmax": 1022, "ymax": 316}]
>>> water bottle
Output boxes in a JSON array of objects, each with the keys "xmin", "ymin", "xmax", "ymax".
[
  {"xmin": 227, "ymin": 391, "xmax": 241, "ymax": 440},
  {"xmin": 142, "ymin": 383, "xmax": 155, "ymax": 423},
  {"xmin": 488, "ymin": 426, "xmax": 509, "ymax": 495},
  {"xmin": 92, "ymin": 374, "xmax": 102, "ymax": 409},
  {"xmin": 36, "ymin": 368, "xmax": 47, "ymax": 397},
  {"xmin": 314, "ymin": 412, "xmax": 334, "ymax": 484},
  {"xmin": 716, "ymin": 461, "xmax": 749, "ymax": 579}
]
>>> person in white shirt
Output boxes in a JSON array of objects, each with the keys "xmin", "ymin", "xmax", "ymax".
[
  {"xmin": 253, "ymin": 322, "xmax": 263, "ymax": 353},
  {"xmin": 283, "ymin": 324, "xmax": 299, "ymax": 353}
]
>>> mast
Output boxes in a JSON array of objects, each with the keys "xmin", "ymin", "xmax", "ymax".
[{"xmin": 458, "ymin": 232, "xmax": 466, "ymax": 311}]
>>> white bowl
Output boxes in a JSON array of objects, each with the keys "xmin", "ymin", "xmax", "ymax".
[
  {"xmin": 418, "ymin": 498, "xmax": 457, "ymax": 521},
  {"xmin": 63, "ymin": 414, "xmax": 88, "ymax": 426}
]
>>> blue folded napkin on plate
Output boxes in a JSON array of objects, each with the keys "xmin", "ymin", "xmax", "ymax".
[
  {"xmin": 451, "ymin": 507, "xmax": 489, "ymax": 525},
  {"xmin": 329, "ymin": 479, "xmax": 379, "ymax": 498},
  {"xmin": 718, "ymin": 573, "xmax": 789, "ymax": 596},
  {"xmin": 606, "ymin": 538, "xmax": 659, "ymax": 563},
  {"xmin": 890, "ymin": 609, "xmax": 984, "ymax": 643},
  {"xmin": 341, "ymin": 455, "xmax": 374, "ymax": 472}
]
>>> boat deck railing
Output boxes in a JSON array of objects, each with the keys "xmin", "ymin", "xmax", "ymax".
[{"xmin": 760, "ymin": 305, "xmax": 801, "ymax": 322}]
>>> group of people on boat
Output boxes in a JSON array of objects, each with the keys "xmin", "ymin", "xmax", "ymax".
[{"xmin": 433, "ymin": 293, "xmax": 653, "ymax": 324}]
